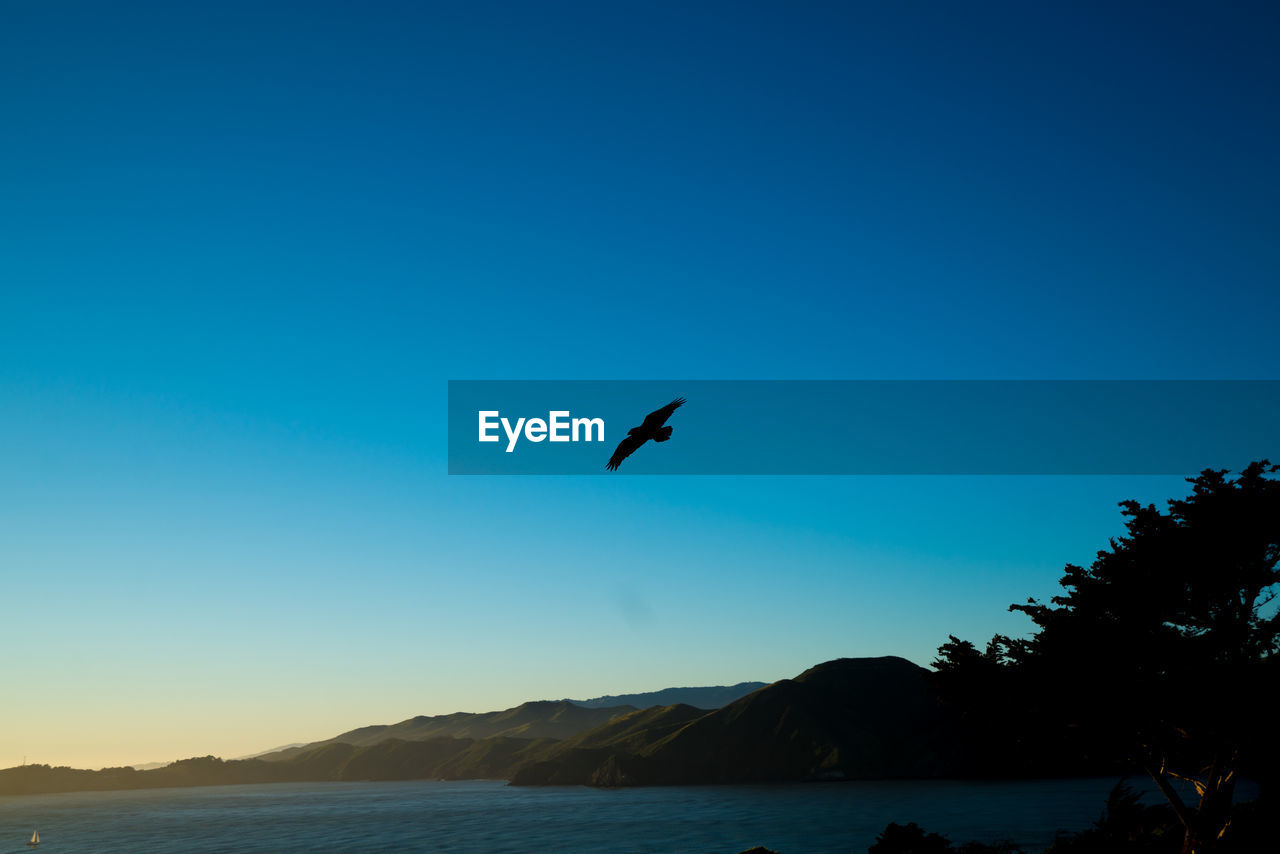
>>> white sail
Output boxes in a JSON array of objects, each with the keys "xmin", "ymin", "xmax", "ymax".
[{"xmin": 29, "ymin": 829, "xmax": 39, "ymax": 844}]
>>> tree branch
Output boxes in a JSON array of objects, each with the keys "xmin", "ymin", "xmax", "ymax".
[
  {"xmin": 1166, "ymin": 769, "xmax": 1207, "ymax": 797},
  {"xmin": 1145, "ymin": 763, "xmax": 1194, "ymax": 832}
]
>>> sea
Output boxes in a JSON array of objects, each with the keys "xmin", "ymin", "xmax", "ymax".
[{"xmin": 0, "ymin": 776, "xmax": 1251, "ymax": 854}]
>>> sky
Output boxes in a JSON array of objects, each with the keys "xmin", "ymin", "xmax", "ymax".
[{"xmin": 2, "ymin": 1, "xmax": 1278, "ymax": 769}]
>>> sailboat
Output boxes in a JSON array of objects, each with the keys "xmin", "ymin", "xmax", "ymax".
[{"xmin": 27, "ymin": 829, "xmax": 39, "ymax": 847}]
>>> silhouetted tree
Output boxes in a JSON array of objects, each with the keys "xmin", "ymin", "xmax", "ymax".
[
  {"xmin": 867, "ymin": 822, "xmax": 1022, "ymax": 854},
  {"xmin": 1046, "ymin": 780, "xmax": 1181, "ymax": 853},
  {"xmin": 869, "ymin": 822, "xmax": 955, "ymax": 854},
  {"xmin": 938, "ymin": 462, "xmax": 1279, "ymax": 854}
]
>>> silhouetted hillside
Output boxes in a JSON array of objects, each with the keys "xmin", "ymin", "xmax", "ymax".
[
  {"xmin": 512, "ymin": 657, "xmax": 956, "ymax": 786},
  {"xmin": 565, "ymin": 683, "xmax": 767, "ymax": 710},
  {"xmin": 560, "ymin": 704, "xmax": 710, "ymax": 752},
  {"xmin": 258, "ymin": 700, "xmax": 634, "ymax": 761},
  {"xmin": 0, "ymin": 656, "xmax": 1011, "ymax": 796},
  {"xmin": 0, "ymin": 735, "xmax": 562, "ymax": 796}
]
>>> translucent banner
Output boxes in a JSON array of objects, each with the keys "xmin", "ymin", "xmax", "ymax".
[{"xmin": 447, "ymin": 381, "xmax": 1279, "ymax": 475}]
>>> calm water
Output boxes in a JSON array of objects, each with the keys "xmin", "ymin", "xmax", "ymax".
[{"xmin": 0, "ymin": 777, "xmax": 1244, "ymax": 854}]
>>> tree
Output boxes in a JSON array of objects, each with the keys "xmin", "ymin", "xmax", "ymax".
[
  {"xmin": 869, "ymin": 822, "xmax": 955, "ymax": 854},
  {"xmin": 938, "ymin": 462, "xmax": 1279, "ymax": 854}
]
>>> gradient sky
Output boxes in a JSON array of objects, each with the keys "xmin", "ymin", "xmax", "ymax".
[{"xmin": 3, "ymin": 1, "xmax": 1278, "ymax": 769}]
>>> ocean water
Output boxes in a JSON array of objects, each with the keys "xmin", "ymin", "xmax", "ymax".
[{"xmin": 0, "ymin": 777, "xmax": 1243, "ymax": 854}]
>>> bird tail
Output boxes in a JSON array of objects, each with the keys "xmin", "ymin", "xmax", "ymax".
[{"xmin": 653, "ymin": 426, "xmax": 673, "ymax": 442}]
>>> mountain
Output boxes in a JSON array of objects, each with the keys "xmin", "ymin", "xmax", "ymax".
[
  {"xmin": 232, "ymin": 743, "xmax": 308, "ymax": 760},
  {"xmin": 256, "ymin": 701, "xmax": 635, "ymax": 761},
  {"xmin": 0, "ymin": 657, "xmax": 963, "ymax": 796},
  {"xmin": 258, "ymin": 688, "xmax": 762, "ymax": 764},
  {"xmin": 0, "ymin": 736, "xmax": 563, "ymax": 796},
  {"xmin": 512, "ymin": 657, "xmax": 955, "ymax": 786},
  {"xmin": 564, "ymin": 682, "xmax": 767, "ymax": 710}
]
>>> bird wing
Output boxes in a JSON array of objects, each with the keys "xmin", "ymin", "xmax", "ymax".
[
  {"xmin": 606, "ymin": 433, "xmax": 648, "ymax": 471},
  {"xmin": 641, "ymin": 397, "xmax": 686, "ymax": 429}
]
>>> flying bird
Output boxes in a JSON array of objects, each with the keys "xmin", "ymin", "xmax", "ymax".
[{"xmin": 605, "ymin": 397, "xmax": 686, "ymax": 471}]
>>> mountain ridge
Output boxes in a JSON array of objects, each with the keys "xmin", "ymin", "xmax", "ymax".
[
  {"xmin": 562, "ymin": 682, "xmax": 767, "ymax": 710},
  {"xmin": 0, "ymin": 657, "xmax": 980, "ymax": 796},
  {"xmin": 511, "ymin": 656, "xmax": 953, "ymax": 786},
  {"xmin": 254, "ymin": 683, "xmax": 767, "ymax": 762},
  {"xmin": 256, "ymin": 700, "xmax": 637, "ymax": 761}
]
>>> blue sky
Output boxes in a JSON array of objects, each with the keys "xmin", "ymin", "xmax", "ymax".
[{"xmin": 2, "ymin": 1, "xmax": 1278, "ymax": 768}]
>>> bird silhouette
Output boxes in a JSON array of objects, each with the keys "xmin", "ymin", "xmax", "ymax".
[{"xmin": 605, "ymin": 397, "xmax": 686, "ymax": 471}]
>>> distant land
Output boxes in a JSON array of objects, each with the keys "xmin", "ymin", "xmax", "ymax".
[
  {"xmin": 254, "ymin": 701, "xmax": 639, "ymax": 762},
  {"xmin": 563, "ymin": 682, "xmax": 766, "ymax": 710},
  {"xmin": 515, "ymin": 658, "xmax": 950, "ymax": 786},
  {"xmin": 21, "ymin": 682, "xmax": 766, "ymax": 791},
  {"xmin": 251, "ymin": 681, "xmax": 764, "ymax": 763},
  {"xmin": 233, "ymin": 743, "xmax": 308, "ymax": 760},
  {"xmin": 0, "ymin": 657, "xmax": 1106, "ymax": 797}
]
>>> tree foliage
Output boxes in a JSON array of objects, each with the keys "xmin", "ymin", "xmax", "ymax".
[{"xmin": 936, "ymin": 462, "xmax": 1279, "ymax": 853}]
